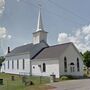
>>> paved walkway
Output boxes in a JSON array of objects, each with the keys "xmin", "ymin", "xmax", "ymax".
[{"xmin": 48, "ymin": 79, "xmax": 90, "ymax": 90}]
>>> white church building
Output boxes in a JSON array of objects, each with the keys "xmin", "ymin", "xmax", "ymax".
[{"xmin": 1, "ymin": 9, "xmax": 84, "ymax": 78}]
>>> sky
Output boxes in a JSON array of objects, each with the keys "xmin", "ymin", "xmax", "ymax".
[{"xmin": 0, "ymin": 0, "xmax": 90, "ymax": 55}]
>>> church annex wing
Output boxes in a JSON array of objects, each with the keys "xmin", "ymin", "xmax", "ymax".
[{"xmin": 33, "ymin": 42, "xmax": 72, "ymax": 60}]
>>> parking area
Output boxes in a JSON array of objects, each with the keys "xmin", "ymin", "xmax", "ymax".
[{"xmin": 49, "ymin": 79, "xmax": 90, "ymax": 90}]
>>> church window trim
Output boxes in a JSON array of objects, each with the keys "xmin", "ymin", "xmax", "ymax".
[
  {"xmin": 70, "ymin": 62, "xmax": 75, "ymax": 73},
  {"xmin": 64, "ymin": 57, "xmax": 67, "ymax": 72},
  {"xmin": 12, "ymin": 60, "xmax": 14, "ymax": 69},
  {"xmin": 43, "ymin": 63, "xmax": 46, "ymax": 72},
  {"xmin": 8, "ymin": 60, "xmax": 9, "ymax": 69},
  {"xmin": 22, "ymin": 59, "xmax": 25, "ymax": 70},
  {"xmin": 17, "ymin": 59, "xmax": 19, "ymax": 69},
  {"xmin": 4, "ymin": 63, "xmax": 5, "ymax": 70},
  {"xmin": 77, "ymin": 58, "xmax": 80, "ymax": 72}
]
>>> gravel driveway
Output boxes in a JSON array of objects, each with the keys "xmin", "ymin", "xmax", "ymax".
[{"xmin": 48, "ymin": 79, "xmax": 90, "ymax": 90}]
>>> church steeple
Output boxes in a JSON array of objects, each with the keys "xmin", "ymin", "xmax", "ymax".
[
  {"xmin": 36, "ymin": 8, "xmax": 44, "ymax": 31},
  {"xmin": 32, "ymin": 8, "xmax": 48, "ymax": 44}
]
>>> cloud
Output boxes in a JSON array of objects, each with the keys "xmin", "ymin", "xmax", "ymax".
[
  {"xmin": 0, "ymin": 27, "xmax": 6, "ymax": 38},
  {"xmin": 0, "ymin": 27, "xmax": 12, "ymax": 55},
  {"xmin": 58, "ymin": 25, "xmax": 90, "ymax": 53},
  {"xmin": 0, "ymin": 27, "xmax": 12, "ymax": 40},
  {"xmin": 16, "ymin": 0, "xmax": 21, "ymax": 2},
  {"xmin": 7, "ymin": 35, "xmax": 12, "ymax": 39},
  {"xmin": 0, "ymin": 0, "xmax": 5, "ymax": 16},
  {"xmin": 57, "ymin": 33, "xmax": 69, "ymax": 43}
]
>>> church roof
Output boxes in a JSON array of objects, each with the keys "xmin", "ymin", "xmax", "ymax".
[
  {"xmin": 33, "ymin": 42, "xmax": 72, "ymax": 59},
  {"xmin": 6, "ymin": 41, "xmax": 48, "ymax": 59},
  {"xmin": 6, "ymin": 9, "xmax": 49, "ymax": 59},
  {"xmin": 6, "ymin": 42, "xmax": 80, "ymax": 60},
  {"xmin": 6, "ymin": 43, "xmax": 33, "ymax": 56}
]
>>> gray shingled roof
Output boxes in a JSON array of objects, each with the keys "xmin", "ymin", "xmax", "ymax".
[
  {"xmin": 6, "ymin": 41, "xmax": 48, "ymax": 59},
  {"xmin": 34, "ymin": 42, "xmax": 72, "ymax": 59},
  {"xmin": 6, "ymin": 42, "xmax": 73, "ymax": 60},
  {"xmin": 6, "ymin": 43, "xmax": 33, "ymax": 57}
]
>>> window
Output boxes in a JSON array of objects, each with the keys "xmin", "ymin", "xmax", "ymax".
[
  {"xmin": 33, "ymin": 66, "xmax": 35, "ymax": 69},
  {"xmin": 4, "ymin": 63, "xmax": 5, "ymax": 70},
  {"xmin": 22, "ymin": 59, "xmax": 25, "ymax": 70},
  {"xmin": 17, "ymin": 60, "xmax": 19, "ymax": 69},
  {"xmin": 70, "ymin": 62, "xmax": 75, "ymax": 72},
  {"xmin": 43, "ymin": 63, "xmax": 46, "ymax": 72},
  {"xmin": 77, "ymin": 58, "xmax": 80, "ymax": 71},
  {"xmin": 12, "ymin": 60, "xmax": 14, "ymax": 69},
  {"xmin": 70, "ymin": 66, "xmax": 75, "ymax": 72},
  {"xmin": 64, "ymin": 57, "xmax": 67, "ymax": 72},
  {"xmin": 8, "ymin": 60, "xmax": 9, "ymax": 69}
]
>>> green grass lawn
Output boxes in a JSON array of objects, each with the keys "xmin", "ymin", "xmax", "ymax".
[{"xmin": 0, "ymin": 73, "xmax": 54, "ymax": 90}]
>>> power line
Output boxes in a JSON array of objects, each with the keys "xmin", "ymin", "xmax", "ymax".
[
  {"xmin": 19, "ymin": 0, "xmax": 38, "ymax": 9},
  {"xmin": 17, "ymin": 0, "xmax": 85, "ymax": 26},
  {"xmin": 42, "ymin": 0, "xmax": 84, "ymax": 26},
  {"xmin": 44, "ymin": 7, "xmax": 83, "ymax": 27},
  {"xmin": 47, "ymin": 0, "xmax": 90, "ymax": 24}
]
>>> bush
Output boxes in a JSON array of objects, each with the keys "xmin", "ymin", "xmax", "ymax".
[
  {"xmin": 60, "ymin": 75, "xmax": 75, "ymax": 80},
  {"xmin": 83, "ymin": 73, "xmax": 88, "ymax": 78},
  {"xmin": 66, "ymin": 75, "xmax": 74, "ymax": 79},
  {"xmin": 60, "ymin": 76, "xmax": 69, "ymax": 80}
]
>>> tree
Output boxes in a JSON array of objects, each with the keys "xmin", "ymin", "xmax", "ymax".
[
  {"xmin": 83, "ymin": 51, "xmax": 90, "ymax": 68},
  {"xmin": 0, "ymin": 56, "xmax": 5, "ymax": 68}
]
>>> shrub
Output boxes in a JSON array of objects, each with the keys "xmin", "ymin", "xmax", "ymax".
[
  {"xmin": 60, "ymin": 75, "xmax": 75, "ymax": 80},
  {"xmin": 66, "ymin": 75, "xmax": 74, "ymax": 79},
  {"xmin": 83, "ymin": 73, "xmax": 88, "ymax": 78},
  {"xmin": 60, "ymin": 76, "xmax": 69, "ymax": 80}
]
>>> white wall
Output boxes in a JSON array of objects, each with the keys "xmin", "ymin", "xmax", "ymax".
[
  {"xmin": 1, "ymin": 54, "xmax": 31, "ymax": 75},
  {"xmin": 33, "ymin": 31, "xmax": 47, "ymax": 44},
  {"xmin": 32, "ymin": 59, "xmax": 59, "ymax": 78},
  {"xmin": 1, "ymin": 43, "xmax": 84, "ymax": 78},
  {"xmin": 59, "ymin": 44, "xmax": 84, "ymax": 76}
]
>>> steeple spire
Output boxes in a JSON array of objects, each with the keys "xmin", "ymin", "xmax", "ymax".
[
  {"xmin": 36, "ymin": 6, "xmax": 44, "ymax": 31},
  {"xmin": 32, "ymin": 3, "xmax": 48, "ymax": 44}
]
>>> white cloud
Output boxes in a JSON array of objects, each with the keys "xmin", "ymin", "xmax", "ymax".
[
  {"xmin": 58, "ymin": 25, "xmax": 90, "ymax": 53},
  {"xmin": 0, "ymin": 27, "xmax": 12, "ymax": 40},
  {"xmin": 82, "ymin": 25, "xmax": 90, "ymax": 34},
  {"xmin": 57, "ymin": 33, "xmax": 69, "ymax": 44},
  {"xmin": 16, "ymin": 0, "xmax": 20, "ymax": 2},
  {"xmin": 0, "ymin": 0, "xmax": 5, "ymax": 16},
  {"xmin": 7, "ymin": 35, "xmax": 12, "ymax": 39},
  {"xmin": 0, "ymin": 27, "xmax": 12, "ymax": 55},
  {"xmin": 0, "ymin": 27, "xmax": 6, "ymax": 38},
  {"xmin": 85, "ymin": 35, "xmax": 90, "ymax": 41}
]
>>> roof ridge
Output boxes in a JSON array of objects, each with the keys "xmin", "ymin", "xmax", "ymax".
[{"xmin": 50, "ymin": 42, "xmax": 72, "ymax": 47}]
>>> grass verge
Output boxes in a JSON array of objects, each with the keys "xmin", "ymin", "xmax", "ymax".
[{"xmin": 0, "ymin": 73, "xmax": 54, "ymax": 90}]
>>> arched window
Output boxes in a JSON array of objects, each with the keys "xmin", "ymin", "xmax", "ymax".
[
  {"xmin": 64, "ymin": 57, "xmax": 67, "ymax": 72},
  {"xmin": 77, "ymin": 58, "xmax": 80, "ymax": 71},
  {"xmin": 70, "ymin": 62, "xmax": 75, "ymax": 72},
  {"xmin": 43, "ymin": 63, "xmax": 46, "ymax": 72}
]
